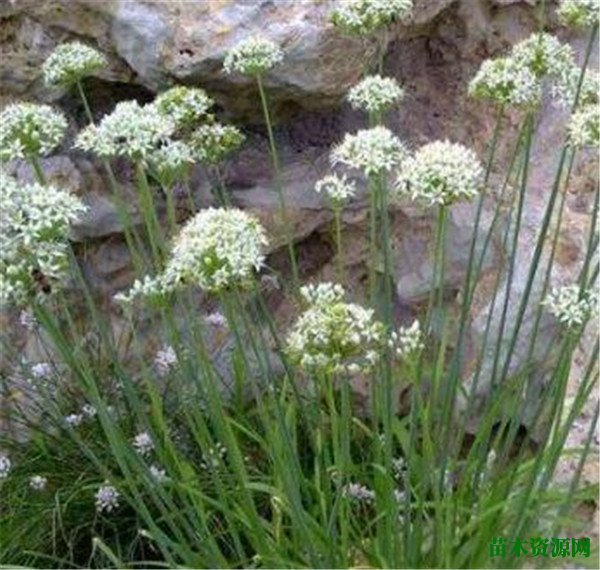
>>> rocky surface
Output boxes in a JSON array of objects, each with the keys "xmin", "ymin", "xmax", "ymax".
[{"xmin": 0, "ymin": 0, "xmax": 598, "ymax": 491}]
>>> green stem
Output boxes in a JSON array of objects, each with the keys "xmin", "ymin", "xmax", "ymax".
[
  {"xmin": 76, "ymin": 80, "xmax": 94, "ymax": 124},
  {"xmin": 333, "ymin": 207, "xmax": 344, "ymax": 283},
  {"xmin": 256, "ymin": 73, "xmax": 299, "ymax": 287},
  {"xmin": 29, "ymin": 156, "xmax": 46, "ymax": 185}
]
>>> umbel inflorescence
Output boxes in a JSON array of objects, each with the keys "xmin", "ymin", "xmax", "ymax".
[
  {"xmin": 544, "ymin": 284, "xmax": 598, "ymax": 329},
  {"xmin": 42, "ymin": 41, "xmax": 107, "ymax": 87},
  {"xmin": 331, "ymin": 0, "xmax": 413, "ymax": 35},
  {"xmin": 154, "ymin": 86, "xmax": 214, "ymax": 129},
  {"xmin": 347, "ymin": 75, "xmax": 404, "ymax": 116},
  {"xmin": 1, "ymin": 174, "xmax": 87, "ymax": 307},
  {"xmin": 223, "ymin": 36, "xmax": 283, "ymax": 75}
]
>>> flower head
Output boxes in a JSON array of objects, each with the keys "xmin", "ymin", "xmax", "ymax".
[
  {"xmin": 65, "ymin": 413, "xmax": 83, "ymax": 427},
  {"xmin": 568, "ymin": 104, "xmax": 599, "ymax": 147},
  {"xmin": 165, "ymin": 208, "xmax": 268, "ymax": 293},
  {"xmin": 149, "ymin": 465, "xmax": 168, "ymax": 483},
  {"xmin": 286, "ymin": 282, "xmax": 385, "ymax": 374},
  {"xmin": 511, "ymin": 33, "xmax": 575, "ymax": 80},
  {"xmin": 223, "ymin": 36, "xmax": 283, "ymax": 75},
  {"xmin": 557, "ymin": 0, "xmax": 599, "ymax": 28},
  {"xmin": 388, "ymin": 320, "xmax": 424, "ymax": 359},
  {"xmin": 1, "ymin": 175, "xmax": 87, "ymax": 307},
  {"xmin": 154, "ymin": 86, "xmax": 214, "ymax": 129},
  {"xmin": 395, "ymin": 140, "xmax": 484, "ymax": 207},
  {"xmin": 468, "ymin": 57, "xmax": 542, "ymax": 108},
  {"xmin": 133, "ymin": 431, "xmax": 155, "ymax": 456},
  {"xmin": 31, "ymin": 362, "xmax": 53, "ymax": 379},
  {"xmin": 543, "ymin": 284, "xmax": 597, "ymax": 328},
  {"xmin": 347, "ymin": 75, "xmax": 404, "ymax": 115},
  {"xmin": 29, "ymin": 475, "xmax": 48, "ymax": 491},
  {"xmin": 0, "ymin": 454, "xmax": 10, "ymax": 479},
  {"xmin": 95, "ymin": 483, "xmax": 120, "ymax": 513},
  {"xmin": 43, "ymin": 41, "xmax": 107, "ymax": 87},
  {"xmin": 147, "ymin": 140, "xmax": 194, "ymax": 187},
  {"xmin": 0, "ymin": 103, "xmax": 67, "ymax": 162},
  {"xmin": 75, "ymin": 101, "xmax": 175, "ymax": 161},
  {"xmin": 331, "ymin": 126, "xmax": 408, "ymax": 176},
  {"xmin": 331, "ymin": 0, "xmax": 413, "ymax": 35},
  {"xmin": 551, "ymin": 67, "xmax": 599, "ymax": 109},
  {"xmin": 189, "ymin": 123, "xmax": 245, "ymax": 165},
  {"xmin": 154, "ymin": 345, "xmax": 178, "ymax": 376},
  {"xmin": 314, "ymin": 173, "xmax": 356, "ymax": 207},
  {"xmin": 342, "ymin": 482, "xmax": 376, "ymax": 502}
]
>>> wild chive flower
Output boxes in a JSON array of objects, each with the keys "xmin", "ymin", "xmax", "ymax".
[
  {"xmin": 389, "ymin": 319, "xmax": 424, "ymax": 359},
  {"xmin": 29, "ymin": 475, "xmax": 48, "ymax": 491},
  {"xmin": 511, "ymin": 33, "xmax": 575, "ymax": 81},
  {"xmin": 95, "ymin": 483, "xmax": 120, "ymax": 513},
  {"xmin": 347, "ymin": 75, "xmax": 404, "ymax": 115},
  {"xmin": 65, "ymin": 413, "xmax": 83, "ymax": 427},
  {"xmin": 81, "ymin": 404, "xmax": 97, "ymax": 418},
  {"xmin": 468, "ymin": 57, "xmax": 542, "ymax": 108},
  {"xmin": 149, "ymin": 465, "xmax": 168, "ymax": 482},
  {"xmin": 165, "ymin": 208, "xmax": 268, "ymax": 292},
  {"xmin": 223, "ymin": 36, "xmax": 283, "ymax": 75},
  {"xmin": 314, "ymin": 173, "xmax": 357, "ymax": 207},
  {"xmin": 395, "ymin": 140, "xmax": 484, "ymax": 207},
  {"xmin": 0, "ymin": 103, "xmax": 67, "ymax": 162},
  {"xmin": 204, "ymin": 311, "xmax": 228, "ymax": 328},
  {"xmin": 133, "ymin": 431, "xmax": 155, "ymax": 456},
  {"xmin": 286, "ymin": 282, "xmax": 385, "ymax": 374},
  {"xmin": 568, "ymin": 104, "xmax": 599, "ymax": 147},
  {"xmin": 154, "ymin": 345, "xmax": 178, "ymax": 376},
  {"xmin": 331, "ymin": 126, "xmax": 408, "ymax": 176},
  {"xmin": 30, "ymin": 362, "xmax": 53, "ymax": 379},
  {"xmin": 154, "ymin": 86, "xmax": 214, "ymax": 128},
  {"xmin": 42, "ymin": 41, "xmax": 107, "ymax": 87},
  {"xmin": 200, "ymin": 443, "xmax": 227, "ymax": 471},
  {"xmin": 189, "ymin": 123, "xmax": 245, "ymax": 165},
  {"xmin": 114, "ymin": 275, "xmax": 166, "ymax": 305},
  {"xmin": 75, "ymin": 101, "xmax": 175, "ymax": 161},
  {"xmin": 331, "ymin": 0, "xmax": 413, "ymax": 35},
  {"xmin": 552, "ymin": 67, "xmax": 599, "ymax": 109},
  {"xmin": 0, "ymin": 454, "xmax": 10, "ymax": 479},
  {"xmin": 557, "ymin": 0, "xmax": 600, "ymax": 28},
  {"xmin": 1, "ymin": 176, "xmax": 87, "ymax": 307},
  {"xmin": 543, "ymin": 284, "xmax": 598, "ymax": 328},
  {"xmin": 342, "ymin": 482, "xmax": 376, "ymax": 502},
  {"xmin": 147, "ymin": 140, "xmax": 194, "ymax": 187}
]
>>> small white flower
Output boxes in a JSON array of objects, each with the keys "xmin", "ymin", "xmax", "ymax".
[
  {"xmin": 154, "ymin": 345, "xmax": 178, "ymax": 377},
  {"xmin": 149, "ymin": 464, "xmax": 168, "ymax": 483},
  {"xmin": 543, "ymin": 284, "xmax": 597, "ymax": 328},
  {"xmin": 347, "ymin": 75, "xmax": 404, "ymax": 115},
  {"xmin": 200, "ymin": 443, "xmax": 227, "ymax": 471},
  {"xmin": 43, "ymin": 41, "xmax": 107, "ymax": 87},
  {"xmin": 394, "ymin": 489, "xmax": 407, "ymax": 503},
  {"xmin": 75, "ymin": 101, "xmax": 175, "ymax": 161},
  {"xmin": 314, "ymin": 173, "xmax": 357, "ymax": 207},
  {"xmin": 19, "ymin": 310, "xmax": 38, "ymax": 330},
  {"xmin": 568, "ymin": 104, "xmax": 599, "ymax": 148},
  {"xmin": 81, "ymin": 404, "xmax": 97, "ymax": 418},
  {"xmin": 389, "ymin": 320, "xmax": 424, "ymax": 359},
  {"xmin": 30, "ymin": 362, "xmax": 53, "ymax": 379},
  {"xmin": 342, "ymin": 482, "xmax": 376, "ymax": 502},
  {"xmin": 204, "ymin": 312, "xmax": 228, "ymax": 328},
  {"xmin": 95, "ymin": 483, "xmax": 120, "ymax": 513},
  {"xmin": 392, "ymin": 456, "xmax": 407, "ymax": 480},
  {"xmin": 551, "ymin": 67, "xmax": 599, "ymax": 110},
  {"xmin": 557, "ymin": 0, "xmax": 599, "ymax": 28},
  {"xmin": 189, "ymin": 123, "xmax": 245, "ymax": 165},
  {"xmin": 0, "ymin": 454, "xmax": 11, "ymax": 479},
  {"xmin": 0, "ymin": 103, "xmax": 67, "ymax": 162},
  {"xmin": 395, "ymin": 140, "xmax": 484, "ymax": 207},
  {"xmin": 331, "ymin": 126, "xmax": 408, "ymax": 176},
  {"xmin": 154, "ymin": 86, "xmax": 214, "ymax": 128},
  {"xmin": 133, "ymin": 431, "xmax": 155, "ymax": 456},
  {"xmin": 147, "ymin": 139, "xmax": 194, "ymax": 188},
  {"xmin": 29, "ymin": 475, "xmax": 48, "ymax": 491},
  {"xmin": 65, "ymin": 413, "xmax": 84, "ymax": 427},
  {"xmin": 511, "ymin": 33, "xmax": 575, "ymax": 81},
  {"xmin": 223, "ymin": 36, "xmax": 283, "ymax": 75},
  {"xmin": 331, "ymin": 0, "xmax": 413, "ymax": 35}
]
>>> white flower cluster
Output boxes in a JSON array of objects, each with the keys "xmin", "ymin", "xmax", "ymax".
[
  {"xmin": 133, "ymin": 431, "xmax": 155, "ymax": 456},
  {"xmin": 114, "ymin": 274, "xmax": 166, "ymax": 305},
  {"xmin": 1, "ymin": 175, "xmax": 87, "ymax": 307},
  {"xmin": 65, "ymin": 413, "xmax": 84, "ymax": 427},
  {"xmin": 314, "ymin": 173, "xmax": 356, "ymax": 207},
  {"xmin": 342, "ymin": 482, "xmax": 376, "ymax": 502},
  {"xmin": 29, "ymin": 475, "xmax": 48, "ymax": 491},
  {"xmin": 189, "ymin": 123, "xmax": 245, "ymax": 165},
  {"xmin": 468, "ymin": 57, "xmax": 541, "ymax": 108},
  {"xmin": 75, "ymin": 101, "xmax": 175, "ymax": 161},
  {"xmin": 286, "ymin": 282, "xmax": 385, "ymax": 374},
  {"xmin": 95, "ymin": 483, "xmax": 120, "ymax": 513},
  {"xmin": 551, "ymin": 68, "xmax": 599, "ymax": 110},
  {"xmin": 154, "ymin": 345, "xmax": 178, "ymax": 376},
  {"xmin": 331, "ymin": 0, "xmax": 413, "ymax": 35},
  {"xmin": 331, "ymin": 126, "xmax": 408, "ymax": 176},
  {"xmin": 42, "ymin": 41, "xmax": 107, "ymax": 87},
  {"xmin": 543, "ymin": 284, "xmax": 598, "ymax": 328},
  {"xmin": 347, "ymin": 75, "xmax": 404, "ymax": 115},
  {"xmin": 154, "ymin": 86, "xmax": 214, "ymax": 128},
  {"xmin": 388, "ymin": 319, "xmax": 424, "ymax": 359},
  {"xmin": 0, "ymin": 103, "xmax": 67, "ymax": 162},
  {"xmin": 149, "ymin": 464, "xmax": 168, "ymax": 483},
  {"xmin": 147, "ymin": 140, "xmax": 194, "ymax": 188},
  {"xmin": 557, "ymin": 0, "xmax": 599, "ymax": 28},
  {"xmin": 395, "ymin": 140, "xmax": 484, "ymax": 207},
  {"xmin": 205, "ymin": 311, "xmax": 228, "ymax": 328},
  {"xmin": 31, "ymin": 362, "xmax": 53, "ymax": 379},
  {"xmin": 568, "ymin": 104, "xmax": 599, "ymax": 148},
  {"xmin": 200, "ymin": 443, "xmax": 227, "ymax": 471},
  {"xmin": 223, "ymin": 36, "xmax": 283, "ymax": 75},
  {"xmin": 0, "ymin": 454, "xmax": 10, "ymax": 479},
  {"xmin": 469, "ymin": 33, "xmax": 575, "ymax": 108}
]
